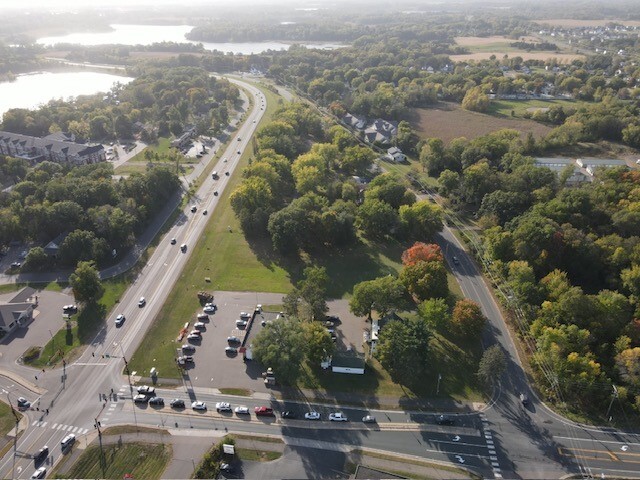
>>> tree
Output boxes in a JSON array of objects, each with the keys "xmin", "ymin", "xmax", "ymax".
[
  {"xmin": 59, "ymin": 230, "xmax": 99, "ymax": 266},
  {"xmin": 375, "ymin": 316, "xmax": 431, "ymax": 387},
  {"xmin": 350, "ymin": 276, "xmax": 406, "ymax": 319},
  {"xmin": 417, "ymin": 298, "xmax": 450, "ymax": 331},
  {"xmin": 356, "ymin": 198, "xmax": 399, "ymax": 239},
  {"xmin": 365, "ymin": 173, "xmax": 415, "ymax": 209},
  {"xmin": 288, "ymin": 266, "xmax": 329, "ymax": 321},
  {"xmin": 401, "ymin": 242, "xmax": 443, "ymax": 266},
  {"xmin": 252, "ymin": 318, "xmax": 307, "ymax": 383},
  {"xmin": 303, "ymin": 322, "xmax": 335, "ymax": 367},
  {"xmin": 477, "ymin": 345, "xmax": 507, "ymax": 386},
  {"xmin": 399, "ymin": 260, "xmax": 448, "ymax": 301},
  {"xmin": 339, "ymin": 146, "xmax": 375, "ymax": 175},
  {"xmin": 24, "ymin": 247, "xmax": 49, "ymax": 271},
  {"xmin": 461, "ymin": 86, "xmax": 490, "ymax": 113},
  {"xmin": 399, "ymin": 200, "xmax": 443, "ymax": 240},
  {"xmin": 621, "ymin": 264, "xmax": 640, "ymax": 298},
  {"xmin": 69, "ymin": 261, "xmax": 104, "ymax": 304},
  {"xmin": 451, "ymin": 299, "xmax": 486, "ymax": 337},
  {"xmin": 615, "ymin": 347, "xmax": 640, "ymax": 386}
]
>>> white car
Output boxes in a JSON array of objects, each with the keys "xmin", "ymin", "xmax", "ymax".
[
  {"xmin": 203, "ymin": 304, "xmax": 216, "ymax": 314},
  {"xmin": 31, "ymin": 467, "xmax": 47, "ymax": 479},
  {"xmin": 138, "ymin": 297, "xmax": 146, "ymax": 307},
  {"xmin": 234, "ymin": 405, "xmax": 250, "ymax": 415},
  {"xmin": 137, "ymin": 386, "xmax": 155, "ymax": 395},
  {"xmin": 133, "ymin": 394, "xmax": 148, "ymax": 403},
  {"xmin": 216, "ymin": 402, "xmax": 231, "ymax": 412},
  {"xmin": 329, "ymin": 412, "xmax": 348, "ymax": 422},
  {"xmin": 235, "ymin": 319, "xmax": 248, "ymax": 328},
  {"xmin": 362, "ymin": 415, "xmax": 376, "ymax": 423},
  {"xmin": 305, "ymin": 411, "xmax": 321, "ymax": 420},
  {"xmin": 192, "ymin": 401, "xmax": 207, "ymax": 411},
  {"xmin": 239, "ymin": 311, "xmax": 251, "ymax": 319},
  {"xmin": 187, "ymin": 333, "xmax": 201, "ymax": 341},
  {"xmin": 189, "ymin": 330, "xmax": 201, "ymax": 337},
  {"xmin": 115, "ymin": 314, "xmax": 125, "ymax": 327}
]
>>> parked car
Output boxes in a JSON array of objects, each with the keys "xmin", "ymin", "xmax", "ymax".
[
  {"xmin": 170, "ymin": 399, "xmax": 185, "ymax": 409},
  {"xmin": 329, "ymin": 412, "xmax": 348, "ymax": 422},
  {"xmin": 192, "ymin": 401, "xmax": 207, "ymax": 411},
  {"xmin": 34, "ymin": 446, "xmax": 49, "ymax": 463},
  {"xmin": 196, "ymin": 313, "xmax": 209, "ymax": 321},
  {"xmin": 216, "ymin": 402, "xmax": 231, "ymax": 412},
  {"xmin": 281, "ymin": 411, "xmax": 296, "ymax": 419},
  {"xmin": 220, "ymin": 463, "xmax": 233, "ymax": 472},
  {"xmin": 133, "ymin": 394, "xmax": 149, "ymax": 403},
  {"xmin": 60, "ymin": 434, "xmax": 76, "ymax": 450},
  {"xmin": 234, "ymin": 406, "xmax": 250, "ymax": 415},
  {"xmin": 10, "ymin": 261, "xmax": 21, "ymax": 269},
  {"xmin": 435, "ymin": 414, "xmax": 454, "ymax": 425},
  {"xmin": 194, "ymin": 322, "xmax": 206, "ymax": 329},
  {"xmin": 115, "ymin": 314, "xmax": 125, "ymax": 327},
  {"xmin": 235, "ymin": 319, "xmax": 247, "ymax": 328},
  {"xmin": 30, "ymin": 467, "xmax": 46, "ymax": 479},
  {"xmin": 138, "ymin": 297, "xmax": 146, "ymax": 307},
  {"xmin": 305, "ymin": 411, "xmax": 320, "ymax": 420},
  {"xmin": 63, "ymin": 305, "xmax": 78, "ymax": 314},
  {"xmin": 239, "ymin": 311, "xmax": 251, "ymax": 319},
  {"xmin": 149, "ymin": 397, "xmax": 165, "ymax": 406},
  {"xmin": 187, "ymin": 333, "xmax": 201, "ymax": 342},
  {"xmin": 137, "ymin": 386, "xmax": 155, "ymax": 395},
  {"xmin": 225, "ymin": 347, "xmax": 238, "ymax": 355},
  {"xmin": 362, "ymin": 415, "xmax": 377, "ymax": 423},
  {"xmin": 181, "ymin": 344, "xmax": 195, "ymax": 353},
  {"xmin": 203, "ymin": 304, "xmax": 216, "ymax": 314},
  {"xmin": 227, "ymin": 336, "xmax": 241, "ymax": 344},
  {"xmin": 188, "ymin": 330, "xmax": 201, "ymax": 337},
  {"xmin": 255, "ymin": 406, "xmax": 274, "ymax": 416}
]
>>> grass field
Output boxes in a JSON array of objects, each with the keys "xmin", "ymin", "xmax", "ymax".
[
  {"xmin": 411, "ymin": 102, "xmax": 552, "ymax": 143},
  {"xmin": 0, "ymin": 401, "xmax": 19, "ymax": 438},
  {"xmin": 236, "ymin": 448, "xmax": 282, "ymax": 462},
  {"xmin": 62, "ymin": 442, "xmax": 170, "ymax": 480},
  {"xmin": 450, "ymin": 52, "xmax": 584, "ymax": 63},
  {"xmin": 487, "ymin": 98, "xmax": 588, "ymax": 118}
]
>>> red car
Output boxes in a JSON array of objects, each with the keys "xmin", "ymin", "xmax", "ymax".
[{"xmin": 254, "ymin": 406, "xmax": 274, "ymax": 416}]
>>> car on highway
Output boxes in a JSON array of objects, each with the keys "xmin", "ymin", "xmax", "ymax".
[
  {"xmin": 170, "ymin": 238, "xmax": 177, "ymax": 245},
  {"xmin": 137, "ymin": 385, "xmax": 155, "ymax": 395},
  {"xmin": 255, "ymin": 406, "xmax": 274, "ymax": 416},
  {"xmin": 115, "ymin": 314, "xmax": 125, "ymax": 327},
  {"xmin": 203, "ymin": 209, "xmax": 207, "ymax": 215},
  {"xmin": 305, "ymin": 411, "xmax": 320, "ymax": 420},
  {"xmin": 10, "ymin": 261, "xmax": 21, "ymax": 269},
  {"xmin": 30, "ymin": 467, "xmax": 46, "ymax": 479},
  {"xmin": 180, "ymin": 243, "xmax": 187, "ymax": 253},
  {"xmin": 281, "ymin": 411, "xmax": 296, "ymax": 419},
  {"xmin": 227, "ymin": 336, "xmax": 241, "ymax": 344},
  {"xmin": 138, "ymin": 297, "xmax": 146, "ymax": 307},
  {"xmin": 17, "ymin": 397, "xmax": 30, "ymax": 408},
  {"xmin": 214, "ymin": 191, "xmax": 218, "ymax": 196},
  {"xmin": 234, "ymin": 405, "xmax": 250, "ymax": 415},
  {"xmin": 362, "ymin": 415, "xmax": 376, "ymax": 423},
  {"xmin": 34, "ymin": 445, "xmax": 48, "ymax": 463},
  {"xmin": 133, "ymin": 394, "xmax": 149, "ymax": 403},
  {"xmin": 216, "ymin": 402, "xmax": 231, "ymax": 412},
  {"xmin": 192, "ymin": 401, "xmax": 207, "ymax": 411},
  {"xmin": 435, "ymin": 414, "xmax": 454, "ymax": 425},
  {"xmin": 203, "ymin": 303, "xmax": 216, "ymax": 314},
  {"xmin": 223, "ymin": 157, "xmax": 227, "ymax": 162},
  {"xmin": 170, "ymin": 399, "xmax": 185, "ymax": 409},
  {"xmin": 190, "ymin": 205, "xmax": 197, "ymax": 212},
  {"xmin": 149, "ymin": 397, "xmax": 164, "ymax": 406},
  {"xmin": 329, "ymin": 412, "xmax": 348, "ymax": 422},
  {"xmin": 61, "ymin": 434, "xmax": 76, "ymax": 450},
  {"xmin": 225, "ymin": 346, "xmax": 238, "ymax": 355},
  {"xmin": 235, "ymin": 319, "xmax": 247, "ymax": 328},
  {"xmin": 63, "ymin": 304, "xmax": 78, "ymax": 314},
  {"xmin": 181, "ymin": 344, "xmax": 195, "ymax": 353},
  {"xmin": 452, "ymin": 256, "xmax": 460, "ymax": 265},
  {"xmin": 520, "ymin": 393, "xmax": 529, "ymax": 405},
  {"xmin": 194, "ymin": 322, "xmax": 206, "ymax": 330}
]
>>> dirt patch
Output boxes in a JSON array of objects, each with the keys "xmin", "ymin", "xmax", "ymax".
[
  {"xmin": 410, "ymin": 103, "xmax": 552, "ymax": 143},
  {"xmin": 450, "ymin": 52, "xmax": 584, "ymax": 63},
  {"xmin": 533, "ymin": 19, "xmax": 640, "ymax": 27}
]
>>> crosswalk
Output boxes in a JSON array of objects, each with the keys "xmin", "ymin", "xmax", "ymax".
[{"xmin": 479, "ymin": 412, "xmax": 503, "ymax": 479}]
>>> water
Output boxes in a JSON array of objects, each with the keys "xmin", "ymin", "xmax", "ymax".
[
  {"xmin": 0, "ymin": 71, "xmax": 134, "ymax": 118},
  {"xmin": 36, "ymin": 24, "xmax": 345, "ymax": 54}
]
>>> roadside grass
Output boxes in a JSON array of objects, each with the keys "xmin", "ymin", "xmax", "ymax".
[
  {"xmin": 219, "ymin": 388, "xmax": 252, "ymax": 396},
  {"xmin": 26, "ymin": 277, "xmax": 129, "ymax": 368},
  {"xmin": 235, "ymin": 448, "xmax": 282, "ymax": 462},
  {"xmin": 61, "ymin": 442, "xmax": 171, "ymax": 480},
  {"xmin": 0, "ymin": 401, "xmax": 19, "ymax": 437},
  {"xmin": 232, "ymin": 433, "xmax": 284, "ymax": 444}
]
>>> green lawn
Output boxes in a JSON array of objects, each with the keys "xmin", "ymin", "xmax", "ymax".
[
  {"xmin": 0, "ymin": 401, "xmax": 19, "ymax": 437},
  {"xmin": 488, "ymin": 98, "xmax": 588, "ymax": 118},
  {"xmin": 236, "ymin": 448, "xmax": 282, "ymax": 462},
  {"xmin": 26, "ymin": 277, "xmax": 129, "ymax": 368},
  {"xmin": 60, "ymin": 442, "xmax": 170, "ymax": 480}
]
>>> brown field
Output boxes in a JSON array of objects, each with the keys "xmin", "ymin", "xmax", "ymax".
[
  {"xmin": 410, "ymin": 103, "xmax": 552, "ymax": 144},
  {"xmin": 454, "ymin": 35, "xmax": 539, "ymax": 46},
  {"xmin": 533, "ymin": 19, "xmax": 640, "ymax": 27},
  {"xmin": 450, "ymin": 52, "xmax": 584, "ymax": 63}
]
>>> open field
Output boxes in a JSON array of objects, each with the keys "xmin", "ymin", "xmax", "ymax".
[
  {"xmin": 410, "ymin": 103, "xmax": 552, "ymax": 143},
  {"xmin": 62, "ymin": 442, "xmax": 170, "ymax": 480},
  {"xmin": 0, "ymin": 401, "xmax": 19, "ymax": 438},
  {"xmin": 533, "ymin": 19, "xmax": 640, "ymax": 27},
  {"xmin": 450, "ymin": 52, "xmax": 584, "ymax": 62},
  {"xmin": 488, "ymin": 98, "xmax": 588, "ymax": 118}
]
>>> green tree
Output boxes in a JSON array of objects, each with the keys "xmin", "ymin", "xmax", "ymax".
[
  {"xmin": 69, "ymin": 261, "xmax": 104, "ymax": 304},
  {"xmin": 477, "ymin": 345, "xmax": 506, "ymax": 386},
  {"xmin": 349, "ymin": 276, "xmax": 406, "ymax": 319},
  {"xmin": 417, "ymin": 298, "xmax": 450, "ymax": 331},
  {"xmin": 375, "ymin": 316, "xmax": 431, "ymax": 387},
  {"xmin": 252, "ymin": 318, "xmax": 307, "ymax": 383},
  {"xmin": 303, "ymin": 321, "xmax": 335, "ymax": 367},
  {"xmin": 339, "ymin": 146, "xmax": 375, "ymax": 175},
  {"xmin": 399, "ymin": 260, "xmax": 448, "ymax": 301},
  {"xmin": 399, "ymin": 200, "xmax": 443, "ymax": 240},
  {"xmin": 23, "ymin": 247, "xmax": 49, "ymax": 271},
  {"xmin": 461, "ymin": 86, "xmax": 490, "ymax": 112},
  {"xmin": 356, "ymin": 198, "xmax": 399, "ymax": 239}
]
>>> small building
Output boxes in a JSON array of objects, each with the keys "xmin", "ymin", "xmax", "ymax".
[
  {"xmin": 576, "ymin": 157, "xmax": 629, "ymax": 176},
  {"xmin": 44, "ymin": 232, "xmax": 68, "ymax": 257},
  {"xmin": 386, "ymin": 147, "xmax": 407, "ymax": 163},
  {"xmin": 329, "ymin": 351, "xmax": 366, "ymax": 375},
  {"xmin": 342, "ymin": 113, "xmax": 366, "ymax": 130},
  {"xmin": 0, "ymin": 287, "xmax": 37, "ymax": 335},
  {"xmin": 534, "ymin": 157, "xmax": 590, "ymax": 185},
  {"xmin": 170, "ymin": 125, "xmax": 197, "ymax": 149}
]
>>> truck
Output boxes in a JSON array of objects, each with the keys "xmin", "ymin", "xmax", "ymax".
[{"xmin": 197, "ymin": 291, "xmax": 214, "ymax": 304}]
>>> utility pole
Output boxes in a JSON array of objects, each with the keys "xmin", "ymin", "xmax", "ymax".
[
  {"xmin": 7, "ymin": 395, "xmax": 19, "ymax": 480},
  {"xmin": 605, "ymin": 384, "xmax": 618, "ymax": 422},
  {"xmin": 94, "ymin": 415, "xmax": 106, "ymax": 479},
  {"xmin": 120, "ymin": 345, "xmax": 138, "ymax": 433}
]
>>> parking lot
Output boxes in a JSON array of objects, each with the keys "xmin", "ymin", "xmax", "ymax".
[{"xmin": 180, "ymin": 291, "xmax": 368, "ymax": 393}]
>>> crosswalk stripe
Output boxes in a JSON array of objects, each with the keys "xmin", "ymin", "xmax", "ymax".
[
  {"xmin": 492, "ymin": 462, "xmax": 500, "ymax": 467},
  {"xmin": 52, "ymin": 423, "xmax": 58, "ymax": 429},
  {"xmin": 41, "ymin": 422, "xmax": 47, "ymax": 428},
  {"xmin": 71, "ymin": 426, "xmax": 79, "ymax": 433},
  {"xmin": 56, "ymin": 424, "xmax": 64, "ymax": 430},
  {"xmin": 31, "ymin": 420, "xmax": 38, "ymax": 426},
  {"xmin": 82, "ymin": 428, "xmax": 89, "ymax": 434}
]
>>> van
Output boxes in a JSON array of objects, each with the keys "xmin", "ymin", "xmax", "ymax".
[
  {"xmin": 212, "ymin": 171, "xmax": 219, "ymax": 179},
  {"xmin": 61, "ymin": 433, "xmax": 76, "ymax": 450}
]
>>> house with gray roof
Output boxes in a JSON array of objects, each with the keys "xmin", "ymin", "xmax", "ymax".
[
  {"xmin": 0, "ymin": 287, "xmax": 36, "ymax": 335},
  {"xmin": 0, "ymin": 131, "xmax": 105, "ymax": 166}
]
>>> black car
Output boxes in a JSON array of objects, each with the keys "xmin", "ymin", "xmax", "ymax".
[
  {"xmin": 170, "ymin": 399, "xmax": 185, "ymax": 409},
  {"xmin": 435, "ymin": 414, "xmax": 455, "ymax": 425},
  {"xmin": 149, "ymin": 397, "xmax": 165, "ymax": 406},
  {"xmin": 34, "ymin": 446, "xmax": 49, "ymax": 463},
  {"xmin": 281, "ymin": 411, "xmax": 296, "ymax": 419}
]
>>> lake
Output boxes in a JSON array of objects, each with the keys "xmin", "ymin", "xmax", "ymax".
[
  {"xmin": 36, "ymin": 24, "xmax": 345, "ymax": 54},
  {"xmin": 0, "ymin": 71, "xmax": 134, "ymax": 119}
]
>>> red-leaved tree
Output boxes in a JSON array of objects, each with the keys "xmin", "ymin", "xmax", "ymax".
[{"xmin": 401, "ymin": 242, "xmax": 443, "ymax": 266}]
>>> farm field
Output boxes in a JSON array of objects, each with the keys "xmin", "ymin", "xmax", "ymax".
[{"xmin": 410, "ymin": 103, "xmax": 552, "ymax": 143}]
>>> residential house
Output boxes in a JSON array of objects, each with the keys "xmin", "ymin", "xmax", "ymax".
[
  {"xmin": 44, "ymin": 232, "xmax": 68, "ymax": 257},
  {"xmin": 342, "ymin": 113, "xmax": 366, "ymax": 130},
  {"xmin": 386, "ymin": 147, "xmax": 407, "ymax": 163},
  {"xmin": 170, "ymin": 125, "xmax": 197, "ymax": 149},
  {"xmin": 0, "ymin": 287, "xmax": 37, "ymax": 335},
  {"xmin": 364, "ymin": 119, "xmax": 398, "ymax": 145},
  {"xmin": 0, "ymin": 131, "xmax": 106, "ymax": 166}
]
